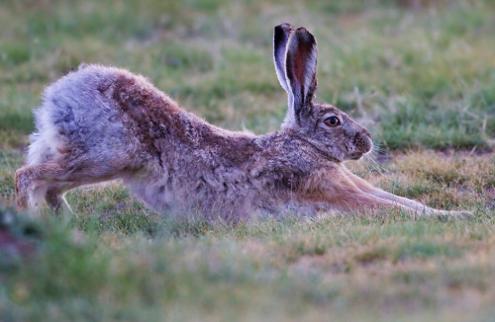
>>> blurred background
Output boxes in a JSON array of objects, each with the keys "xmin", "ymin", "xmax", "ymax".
[{"xmin": 1, "ymin": 0, "xmax": 494, "ymax": 151}]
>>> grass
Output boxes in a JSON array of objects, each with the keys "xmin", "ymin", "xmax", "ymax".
[{"xmin": 0, "ymin": 0, "xmax": 495, "ymax": 321}]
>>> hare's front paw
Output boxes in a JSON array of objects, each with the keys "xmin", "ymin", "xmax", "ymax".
[{"xmin": 435, "ymin": 209, "xmax": 474, "ymax": 221}]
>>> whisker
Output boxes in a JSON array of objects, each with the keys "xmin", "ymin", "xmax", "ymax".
[{"xmin": 361, "ymin": 142, "xmax": 389, "ymax": 174}]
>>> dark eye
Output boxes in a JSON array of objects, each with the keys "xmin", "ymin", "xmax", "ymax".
[{"xmin": 324, "ymin": 116, "xmax": 340, "ymax": 127}]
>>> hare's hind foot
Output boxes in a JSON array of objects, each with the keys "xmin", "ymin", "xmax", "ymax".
[
  {"xmin": 15, "ymin": 166, "xmax": 31, "ymax": 209},
  {"xmin": 46, "ymin": 187, "xmax": 73, "ymax": 214}
]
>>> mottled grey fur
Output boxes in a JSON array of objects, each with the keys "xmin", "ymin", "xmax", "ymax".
[{"xmin": 15, "ymin": 24, "xmax": 471, "ymax": 220}]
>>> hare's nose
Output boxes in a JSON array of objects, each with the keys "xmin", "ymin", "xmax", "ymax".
[{"xmin": 354, "ymin": 131, "xmax": 372, "ymax": 153}]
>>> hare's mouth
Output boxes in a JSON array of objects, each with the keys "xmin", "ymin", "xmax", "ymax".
[{"xmin": 348, "ymin": 152, "xmax": 363, "ymax": 160}]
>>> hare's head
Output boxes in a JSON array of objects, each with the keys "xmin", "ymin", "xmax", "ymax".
[{"xmin": 273, "ymin": 23, "xmax": 372, "ymax": 162}]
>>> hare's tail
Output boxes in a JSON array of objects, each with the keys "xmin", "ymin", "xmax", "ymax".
[{"xmin": 27, "ymin": 102, "xmax": 64, "ymax": 167}]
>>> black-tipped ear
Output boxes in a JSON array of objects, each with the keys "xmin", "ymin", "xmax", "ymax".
[
  {"xmin": 285, "ymin": 27, "xmax": 318, "ymax": 123},
  {"xmin": 273, "ymin": 23, "xmax": 293, "ymax": 93}
]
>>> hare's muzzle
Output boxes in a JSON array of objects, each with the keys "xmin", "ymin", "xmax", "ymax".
[{"xmin": 351, "ymin": 131, "xmax": 373, "ymax": 159}]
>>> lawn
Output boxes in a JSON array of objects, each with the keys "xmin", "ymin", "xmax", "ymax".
[{"xmin": 1, "ymin": 0, "xmax": 495, "ymax": 321}]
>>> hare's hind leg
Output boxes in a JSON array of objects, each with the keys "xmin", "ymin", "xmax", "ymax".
[
  {"xmin": 15, "ymin": 158, "xmax": 121, "ymax": 213},
  {"xmin": 45, "ymin": 183, "xmax": 75, "ymax": 213},
  {"xmin": 15, "ymin": 163, "xmax": 75, "ymax": 212},
  {"xmin": 15, "ymin": 166, "xmax": 35, "ymax": 209}
]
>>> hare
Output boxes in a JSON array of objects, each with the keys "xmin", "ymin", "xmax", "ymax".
[{"xmin": 15, "ymin": 23, "xmax": 471, "ymax": 220}]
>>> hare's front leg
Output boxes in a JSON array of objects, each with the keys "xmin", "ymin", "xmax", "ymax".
[
  {"xmin": 339, "ymin": 166, "xmax": 472, "ymax": 219},
  {"xmin": 340, "ymin": 166, "xmax": 433, "ymax": 212},
  {"xmin": 303, "ymin": 169, "xmax": 420, "ymax": 215},
  {"xmin": 304, "ymin": 169, "xmax": 469, "ymax": 218}
]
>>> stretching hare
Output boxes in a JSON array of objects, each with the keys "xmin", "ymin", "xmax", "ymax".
[{"xmin": 15, "ymin": 24, "xmax": 471, "ymax": 220}]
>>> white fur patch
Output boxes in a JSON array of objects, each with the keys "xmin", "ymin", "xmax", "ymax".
[{"xmin": 27, "ymin": 104, "xmax": 63, "ymax": 166}]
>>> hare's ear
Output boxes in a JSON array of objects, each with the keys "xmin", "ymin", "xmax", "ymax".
[
  {"xmin": 285, "ymin": 27, "xmax": 318, "ymax": 124},
  {"xmin": 273, "ymin": 23, "xmax": 293, "ymax": 93}
]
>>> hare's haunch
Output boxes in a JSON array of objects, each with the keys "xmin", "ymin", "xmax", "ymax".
[{"xmin": 15, "ymin": 24, "xmax": 471, "ymax": 220}]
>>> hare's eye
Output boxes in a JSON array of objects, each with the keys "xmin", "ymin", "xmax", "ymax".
[{"xmin": 324, "ymin": 116, "xmax": 340, "ymax": 127}]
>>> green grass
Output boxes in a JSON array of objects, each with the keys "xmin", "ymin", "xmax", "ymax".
[
  {"xmin": 1, "ymin": 0, "xmax": 494, "ymax": 145},
  {"xmin": 1, "ymin": 0, "xmax": 495, "ymax": 321}
]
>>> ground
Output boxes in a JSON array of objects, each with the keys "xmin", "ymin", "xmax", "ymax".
[{"xmin": 0, "ymin": 0, "xmax": 495, "ymax": 321}]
